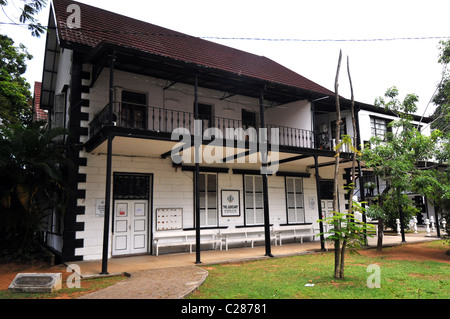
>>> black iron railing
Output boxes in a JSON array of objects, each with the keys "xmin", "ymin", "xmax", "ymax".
[{"xmin": 89, "ymin": 102, "xmax": 317, "ymax": 149}]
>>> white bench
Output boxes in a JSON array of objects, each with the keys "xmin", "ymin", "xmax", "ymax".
[
  {"xmin": 152, "ymin": 229, "xmax": 222, "ymax": 256},
  {"xmin": 220, "ymin": 226, "xmax": 277, "ymax": 250},
  {"xmin": 273, "ymin": 224, "xmax": 315, "ymax": 245}
]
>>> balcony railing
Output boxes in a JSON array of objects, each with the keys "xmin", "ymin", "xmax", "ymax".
[{"xmin": 89, "ymin": 102, "xmax": 318, "ymax": 149}]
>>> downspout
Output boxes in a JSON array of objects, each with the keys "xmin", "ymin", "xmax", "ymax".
[
  {"xmin": 314, "ymin": 155, "xmax": 326, "ymax": 250},
  {"xmin": 101, "ymin": 49, "xmax": 115, "ymax": 275},
  {"xmin": 194, "ymin": 73, "xmax": 201, "ymax": 264},
  {"xmin": 260, "ymin": 87, "xmax": 273, "ymax": 257}
]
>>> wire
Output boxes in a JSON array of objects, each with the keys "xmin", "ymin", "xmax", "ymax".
[{"xmin": 1, "ymin": 21, "xmax": 449, "ymax": 42}]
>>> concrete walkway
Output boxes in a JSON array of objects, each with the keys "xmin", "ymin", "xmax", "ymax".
[{"xmin": 75, "ymin": 232, "xmax": 442, "ymax": 299}]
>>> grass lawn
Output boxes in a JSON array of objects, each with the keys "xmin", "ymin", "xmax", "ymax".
[{"xmin": 188, "ymin": 241, "xmax": 450, "ymax": 299}]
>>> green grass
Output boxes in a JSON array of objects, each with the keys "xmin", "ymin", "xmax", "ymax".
[{"xmin": 188, "ymin": 243, "xmax": 450, "ymax": 299}]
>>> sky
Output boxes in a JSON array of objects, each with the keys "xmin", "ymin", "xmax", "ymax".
[{"xmin": 1, "ymin": 0, "xmax": 449, "ymax": 118}]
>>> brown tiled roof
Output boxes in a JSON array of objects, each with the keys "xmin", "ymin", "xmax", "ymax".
[
  {"xmin": 53, "ymin": 0, "xmax": 334, "ymax": 96},
  {"xmin": 33, "ymin": 81, "xmax": 48, "ymax": 121}
]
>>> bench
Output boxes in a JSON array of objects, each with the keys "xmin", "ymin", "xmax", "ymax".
[
  {"xmin": 152, "ymin": 229, "xmax": 222, "ymax": 256},
  {"xmin": 272, "ymin": 224, "xmax": 315, "ymax": 245},
  {"xmin": 220, "ymin": 226, "xmax": 277, "ymax": 250}
]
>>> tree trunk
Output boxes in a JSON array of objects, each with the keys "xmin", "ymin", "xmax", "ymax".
[
  {"xmin": 376, "ymin": 185, "xmax": 390, "ymax": 252},
  {"xmin": 333, "ymin": 50, "xmax": 342, "ymax": 213},
  {"xmin": 340, "ymin": 240, "xmax": 347, "ymax": 279},
  {"xmin": 377, "ymin": 218, "xmax": 384, "ymax": 252},
  {"xmin": 347, "ymin": 55, "xmax": 357, "ymax": 212},
  {"xmin": 333, "ymin": 50, "xmax": 342, "ymax": 279}
]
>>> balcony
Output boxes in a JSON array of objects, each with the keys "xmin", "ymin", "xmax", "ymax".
[{"xmin": 89, "ymin": 102, "xmax": 317, "ymax": 149}]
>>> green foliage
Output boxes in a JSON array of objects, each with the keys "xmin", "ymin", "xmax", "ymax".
[
  {"xmin": 413, "ymin": 168, "xmax": 450, "ymax": 238},
  {"xmin": 364, "ymin": 86, "xmax": 440, "ymax": 192},
  {"xmin": 317, "ymin": 209, "xmax": 375, "ymax": 253},
  {"xmin": 362, "ymin": 86, "xmax": 442, "ymax": 248},
  {"xmin": 316, "ymin": 201, "xmax": 375, "ymax": 280},
  {"xmin": 432, "ymin": 41, "xmax": 450, "ymax": 134},
  {"xmin": 0, "ymin": 0, "xmax": 47, "ymax": 37},
  {"xmin": 0, "ymin": 121, "xmax": 70, "ymax": 259},
  {"xmin": 0, "ymin": 34, "xmax": 33, "ymax": 126}
]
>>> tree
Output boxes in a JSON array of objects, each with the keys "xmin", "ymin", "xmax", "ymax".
[
  {"xmin": 318, "ymin": 51, "xmax": 373, "ymax": 280},
  {"xmin": 0, "ymin": 0, "xmax": 47, "ymax": 37},
  {"xmin": 413, "ymin": 169, "xmax": 450, "ymax": 235},
  {"xmin": 0, "ymin": 121, "xmax": 70, "ymax": 260},
  {"xmin": 362, "ymin": 87, "xmax": 440, "ymax": 251},
  {"xmin": 431, "ymin": 40, "xmax": 450, "ymax": 134},
  {"xmin": 0, "ymin": 34, "xmax": 33, "ymax": 126}
]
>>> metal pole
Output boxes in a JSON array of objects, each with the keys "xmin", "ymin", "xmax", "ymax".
[
  {"xmin": 259, "ymin": 88, "xmax": 273, "ymax": 257},
  {"xmin": 101, "ymin": 50, "xmax": 115, "ymax": 275},
  {"xmin": 194, "ymin": 74, "xmax": 201, "ymax": 264},
  {"xmin": 314, "ymin": 155, "xmax": 325, "ymax": 250}
]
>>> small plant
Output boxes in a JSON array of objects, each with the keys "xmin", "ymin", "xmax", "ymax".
[{"xmin": 317, "ymin": 202, "xmax": 375, "ymax": 279}]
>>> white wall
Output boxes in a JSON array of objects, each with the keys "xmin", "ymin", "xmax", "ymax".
[
  {"xmin": 85, "ymin": 68, "xmax": 313, "ymax": 133},
  {"xmin": 358, "ymin": 109, "xmax": 432, "ymax": 147},
  {"xmin": 75, "ymin": 150, "xmax": 343, "ymax": 260},
  {"xmin": 265, "ymin": 100, "xmax": 312, "ymax": 131}
]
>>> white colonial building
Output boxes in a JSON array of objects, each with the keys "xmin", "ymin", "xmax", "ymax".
[{"xmin": 38, "ymin": 0, "xmax": 436, "ymax": 269}]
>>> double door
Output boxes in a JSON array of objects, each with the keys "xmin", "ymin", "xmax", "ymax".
[
  {"xmin": 112, "ymin": 173, "xmax": 151, "ymax": 256},
  {"xmin": 113, "ymin": 200, "xmax": 148, "ymax": 256}
]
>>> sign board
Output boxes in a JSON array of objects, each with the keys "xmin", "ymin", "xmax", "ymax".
[
  {"xmin": 221, "ymin": 190, "xmax": 240, "ymax": 217},
  {"xmin": 95, "ymin": 199, "xmax": 105, "ymax": 218},
  {"xmin": 156, "ymin": 208, "xmax": 183, "ymax": 230}
]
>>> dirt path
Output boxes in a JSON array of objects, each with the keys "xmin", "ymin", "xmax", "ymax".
[{"xmin": 358, "ymin": 242, "xmax": 450, "ymax": 263}]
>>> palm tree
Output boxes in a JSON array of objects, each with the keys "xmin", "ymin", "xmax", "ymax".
[{"xmin": 0, "ymin": 121, "xmax": 70, "ymax": 258}]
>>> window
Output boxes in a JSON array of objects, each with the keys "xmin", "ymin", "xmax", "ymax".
[
  {"xmin": 286, "ymin": 177, "xmax": 305, "ymax": 223},
  {"xmin": 121, "ymin": 91, "xmax": 147, "ymax": 129},
  {"xmin": 242, "ymin": 109, "xmax": 257, "ymax": 129},
  {"xmin": 114, "ymin": 174, "xmax": 150, "ymax": 200},
  {"xmin": 52, "ymin": 93, "xmax": 65, "ymax": 129},
  {"xmin": 196, "ymin": 103, "xmax": 213, "ymax": 128},
  {"xmin": 370, "ymin": 117, "xmax": 392, "ymax": 138},
  {"xmin": 319, "ymin": 180, "xmax": 334, "ymax": 200},
  {"xmin": 198, "ymin": 173, "xmax": 218, "ymax": 227},
  {"xmin": 244, "ymin": 175, "xmax": 264, "ymax": 225},
  {"xmin": 331, "ymin": 119, "xmax": 347, "ymax": 139}
]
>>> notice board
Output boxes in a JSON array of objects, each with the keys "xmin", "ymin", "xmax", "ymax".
[{"xmin": 156, "ymin": 208, "xmax": 183, "ymax": 230}]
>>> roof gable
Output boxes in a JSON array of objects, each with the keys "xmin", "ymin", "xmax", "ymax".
[{"xmin": 52, "ymin": 0, "xmax": 334, "ymax": 97}]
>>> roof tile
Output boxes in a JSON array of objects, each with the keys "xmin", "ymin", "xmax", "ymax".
[{"xmin": 53, "ymin": 0, "xmax": 334, "ymax": 96}]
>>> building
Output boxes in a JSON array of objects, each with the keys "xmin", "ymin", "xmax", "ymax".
[
  {"xmin": 33, "ymin": 81, "xmax": 49, "ymax": 122},
  {"xmin": 40, "ymin": 0, "xmax": 431, "ymax": 267},
  {"xmin": 355, "ymin": 106, "xmax": 437, "ymax": 226}
]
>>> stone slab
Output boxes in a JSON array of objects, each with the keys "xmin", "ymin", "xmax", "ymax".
[{"xmin": 8, "ymin": 273, "xmax": 62, "ymax": 293}]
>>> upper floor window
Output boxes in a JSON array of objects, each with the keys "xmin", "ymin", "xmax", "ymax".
[
  {"xmin": 331, "ymin": 119, "xmax": 347, "ymax": 140},
  {"xmin": 52, "ymin": 93, "xmax": 66, "ymax": 129},
  {"xmin": 121, "ymin": 91, "xmax": 147, "ymax": 129},
  {"xmin": 370, "ymin": 117, "xmax": 392, "ymax": 138}
]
